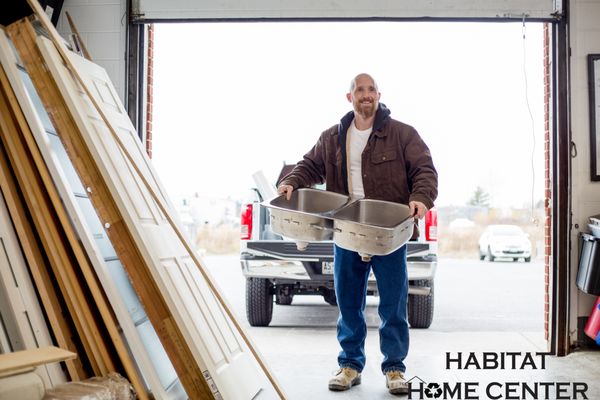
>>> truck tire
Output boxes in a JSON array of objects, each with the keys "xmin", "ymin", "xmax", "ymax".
[
  {"xmin": 408, "ymin": 280, "xmax": 434, "ymax": 329},
  {"xmin": 246, "ymin": 278, "xmax": 273, "ymax": 326}
]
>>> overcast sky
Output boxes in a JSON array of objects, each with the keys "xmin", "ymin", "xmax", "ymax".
[{"xmin": 151, "ymin": 21, "xmax": 544, "ymax": 208}]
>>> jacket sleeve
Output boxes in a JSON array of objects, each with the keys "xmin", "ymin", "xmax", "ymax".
[
  {"xmin": 404, "ymin": 128, "xmax": 438, "ymax": 209},
  {"xmin": 279, "ymin": 131, "xmax": 328, "ymax": 189}
]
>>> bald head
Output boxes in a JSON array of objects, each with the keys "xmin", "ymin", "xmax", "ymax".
[
  {"xmin": 349, "ymin": 73, "xmax": 378, "ymax": 92},
  {"xmin": 347, "ymin": 73, "xmax": 381, "ymax": 120}
]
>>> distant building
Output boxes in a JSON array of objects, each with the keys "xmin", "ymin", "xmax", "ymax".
[{"xmin": 175, "ymin": 193, "xmax": 240, "ymax": 238}]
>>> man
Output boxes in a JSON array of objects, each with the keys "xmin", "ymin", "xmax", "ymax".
[{"xmin": 277, "ymin": 73, "xmax": 437, "ymax": 394}]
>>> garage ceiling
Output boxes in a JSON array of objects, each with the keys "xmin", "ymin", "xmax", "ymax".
[{"xmin": 131, "ymin": 0, "xmax": 562, "ymax": 22}]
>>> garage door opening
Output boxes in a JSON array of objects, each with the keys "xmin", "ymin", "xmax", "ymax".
[{"xmin": 150, "ymin": 20, "xmax": 550, "ymax": 392}]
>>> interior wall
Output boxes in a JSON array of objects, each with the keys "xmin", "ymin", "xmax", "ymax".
[
  {"xmin": 56, "ymin": 0, "xmax": 127, "ymax": 102},
  {"xmin": 569, "ymin": 0, "xmax": 600, "ymax": 344}
]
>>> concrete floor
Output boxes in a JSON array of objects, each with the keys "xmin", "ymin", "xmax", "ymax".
[
  {"xmin": 203, "ymin": 256, "xmax": 600, "ymax": 400},
  {"xmin": 251, "ymin": 315, "xmax": 600, "ymax": 399}
]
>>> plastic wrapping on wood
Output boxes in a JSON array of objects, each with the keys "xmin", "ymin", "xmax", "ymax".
[{"xmin": 42, "ymin": 373, "xmax": 135, "ymax": 400}]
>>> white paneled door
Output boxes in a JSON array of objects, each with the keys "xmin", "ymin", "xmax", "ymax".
[
  {"xmin": 0, "ymin": 29, "xmax": 185, "ymax": 399},
  {"xmin": 36, "ymin": 35, "xmax": 265, "ymax": 399}
]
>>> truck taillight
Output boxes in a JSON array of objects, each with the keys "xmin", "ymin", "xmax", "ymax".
[
  {"xmin": 240, "ymin": 204, "xmax": 253, "ymax": 240},
  {"xmin": 425, "ymin": 208, "xmax": 437, "ymax": 242}
]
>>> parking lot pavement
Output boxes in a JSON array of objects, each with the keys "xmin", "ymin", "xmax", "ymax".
[
  {"xmin": 204, "ymin": 255, "xmax": 545, "ymax": 332},
  {"xmin": 201, "ymin": 255, "xmax": 600, "ymax": 400},
  {"xmin": 432, "ymin": 257, "xmax": 545, "ymax": 333}
]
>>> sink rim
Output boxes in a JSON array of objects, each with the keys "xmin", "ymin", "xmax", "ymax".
[
  {"xmin": 263, "ymin": 188, "xmax": 352, "ymax": 217},
  {"xmin": 330, "ymin": 198, "xmax": 414, "ymax": 229}
]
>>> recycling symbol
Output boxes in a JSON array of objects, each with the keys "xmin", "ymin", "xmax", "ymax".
[{"xmin": 424, "ymin": 382, "xmax": 443, "ymax": 398}]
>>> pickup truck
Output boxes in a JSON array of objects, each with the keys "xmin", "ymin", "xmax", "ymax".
[{"xmin": 240, "ymin": 166, "xmax": 438, "ymax": 328}]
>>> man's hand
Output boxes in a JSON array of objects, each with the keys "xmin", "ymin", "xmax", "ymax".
[
  {"xmin": 409, "ymin": 200, "xmax": 428, "ymax": 219},
  {"xmin": 277, "ymin": 184, "xmax": 294, "ymax": 201}
]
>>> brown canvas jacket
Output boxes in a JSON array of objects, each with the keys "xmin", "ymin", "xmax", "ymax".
[{"xmin": 280, "ymin": 104, "xmax": 438, "ymax": 210}]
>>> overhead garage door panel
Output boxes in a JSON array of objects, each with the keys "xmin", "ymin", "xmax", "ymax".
[{"xmin": 132, "ymin": 0, "xmax": 561, "ymax": 21}]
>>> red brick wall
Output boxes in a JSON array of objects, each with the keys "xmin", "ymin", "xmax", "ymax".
[
  {"xmin": 543, "ymin": 22, "xmax": 551, "ymax": 342},
  {"xmin": 146, "ymin": 24, "xmax": 154, "ymax": 158}
]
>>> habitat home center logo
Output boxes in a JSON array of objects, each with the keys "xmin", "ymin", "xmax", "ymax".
[{"xmin": 407, "ymin": 352, "xmax": 589, "ymax": 400}]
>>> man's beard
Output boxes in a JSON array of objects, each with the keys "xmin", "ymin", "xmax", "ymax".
[{"xmin": 355, "ymin": 100, "xmax": 377, "ymax": 119}]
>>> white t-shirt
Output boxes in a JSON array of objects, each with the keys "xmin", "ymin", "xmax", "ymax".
[{"xmin": 347, "ymin": 120, "xmax": 372, "ymax": 199}]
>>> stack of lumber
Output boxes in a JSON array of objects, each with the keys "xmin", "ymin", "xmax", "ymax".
[{"xmin": 0, "ymin": 2, "xmax": 285, "ymax": 400}]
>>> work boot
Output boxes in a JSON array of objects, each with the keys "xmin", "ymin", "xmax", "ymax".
[
  {"xmin": 328, "ymin": 367, "xmax": 361, "ymax": 391},
  {"xmin": 386, "ymin": 370, "xmax": 409, "ymax": 394}
]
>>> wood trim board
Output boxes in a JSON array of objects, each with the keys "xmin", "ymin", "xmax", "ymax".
[
  {"xmin": 0, "ymin": 135, "xmax": 86, "ymax": 381},
  {"xmin": 12, "ymin": 6, "xmax": 284, "ymax": 397},
  {"xmin": 24, "ymin": 2, "xmax": 285, "ymax": 397},
  {"xmin": 0, "ymin": 61, "xmax": 116, "ymax": 377},
  {"xmin": 0, "ymin": 26, "xmax": 178, "ymax": 400},
  {"xmin": 7, "ymin": 18, "xmax": 216, "ymax": 399},
  {"xmin": 35, "ymin": 27, "xmax": 267, "ymax": 399},
  {"xmin": 0, "ymin": 346, "xmax": 76, "ymax": 378},
  {"xmin": 0, "ymin": 37, "xmax": 154, "ymax": 400},
  {"xmin": 0, "ymin": 173, "xmax": 67, "ymax": 387},
  {"xmin": 35, "ymin": 28, "xmax": 278, "ymax": 400}
]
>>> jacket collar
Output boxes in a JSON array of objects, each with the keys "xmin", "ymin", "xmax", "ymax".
[{"xmin": 338, "ymin": 103, "xmax": 391, "ymax": 137}]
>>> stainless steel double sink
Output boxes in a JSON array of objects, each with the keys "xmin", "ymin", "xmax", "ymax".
[{"xmin": 265, "ymin": 188, "xmax": 414, "ymax": 260}]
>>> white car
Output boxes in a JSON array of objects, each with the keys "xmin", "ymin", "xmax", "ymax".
[{"xmin": 478, "ymin": 224, "xmax": 532, "ymax": 262}]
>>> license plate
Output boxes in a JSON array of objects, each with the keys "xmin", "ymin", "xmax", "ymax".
[{"xmin": 322, "ymin": 262, "xmax": 334, "ymax": 274}]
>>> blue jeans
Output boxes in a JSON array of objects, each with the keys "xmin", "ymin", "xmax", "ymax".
[{"xmin": 333, "ymin": 244, "xmax": 409, "ymax": 374}]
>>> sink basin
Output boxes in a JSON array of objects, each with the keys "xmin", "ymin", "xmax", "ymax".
[
  {"xmin": 330, "ymin": 199, "xmax": 414, "ymax": 258},
  {"xmin": 264, "ymin": 188, "xmax": 350, "ymax": 242},
  {"xmin": 264, "ymin": 190, "xmax": 413, "ymax": 257}
]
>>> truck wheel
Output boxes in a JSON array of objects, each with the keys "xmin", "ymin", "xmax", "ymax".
[
  {"xmin": 408, "ymin": 280, "xmax": 434, "ymax": 329},
  {"xmin": 246, "ymin": 278, "xmax": 273, "ymax": 326},
  {"xmin": 323, "ymin": 290, "xmax": 337, "ymax": 306}
]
